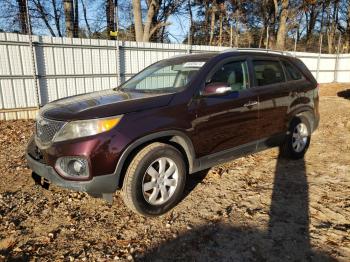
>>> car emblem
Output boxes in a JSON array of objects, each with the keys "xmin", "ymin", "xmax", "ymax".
[
  {"xmin": 37, "ymin": 118, "xmax": 48, "ymax": 138},
  {"xmin": 39, "ymin": 119, "xmax": 49, "ymax": 126}
]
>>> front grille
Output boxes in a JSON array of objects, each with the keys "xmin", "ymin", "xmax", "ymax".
[{"xmin": 36, "ymin": 116, "xmax": 65, "ymax": 144}]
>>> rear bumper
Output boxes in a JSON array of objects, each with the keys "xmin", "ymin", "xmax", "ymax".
[{"xmin": 26, "ymin": 152, "xmax": 119, "ymax": 199}]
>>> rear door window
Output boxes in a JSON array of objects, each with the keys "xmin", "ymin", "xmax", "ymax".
[
  {"xmin": 253, "ymin": 60, "xmax": 285, "ymax": 86},
  {"xmin": 282, "ymin": 61, "xmax": 303, "ymax": 81}
]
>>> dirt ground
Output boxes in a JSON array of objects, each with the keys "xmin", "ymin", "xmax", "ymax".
[{"xmin": 0, "ymin": 84, "xmax": 349, "ymax": 262}]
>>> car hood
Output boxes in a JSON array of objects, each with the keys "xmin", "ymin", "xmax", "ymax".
[{"xmin": 40, "ymin": 89, "xmax": 174, "ymax": 121}]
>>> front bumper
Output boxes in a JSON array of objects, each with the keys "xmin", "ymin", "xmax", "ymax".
[{"xmin": 26, "ymin": 152, "xmax": 119, "ymax": 201}]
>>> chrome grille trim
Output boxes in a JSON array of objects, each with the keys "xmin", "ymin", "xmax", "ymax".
[{"xmin": 35, "ymin": 116, "xmax": 66, "ymax": 148}]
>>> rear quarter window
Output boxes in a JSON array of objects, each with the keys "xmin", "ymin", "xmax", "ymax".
[
  {"xmin": 282, "ymin": 61, "xmax": 303, "ymax": 81},
  {"xmin": 253, "ymin": 60, "xmax": 285, "ymax": 86}
]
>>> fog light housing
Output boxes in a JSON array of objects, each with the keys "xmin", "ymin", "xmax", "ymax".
[{"xmin": 55, "ymin": 157, "xmax": 89, "ymax": 178}]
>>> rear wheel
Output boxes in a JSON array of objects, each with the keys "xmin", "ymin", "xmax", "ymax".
[
  {"xmin": 121, "ymin": 143, "xmax": 186, "ymax": 217},
  {"xmin": 280, "ymin": 117, "xmax": 311, "ymax": 159}
]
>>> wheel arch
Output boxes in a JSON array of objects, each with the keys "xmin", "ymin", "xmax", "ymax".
[
  {"xmin": 114, "ymin": 131, "xmax": 197, "ymax": 188},
  {"xmin": 287, "ymin": 107, "xmax": 316, "ymax": 132}
]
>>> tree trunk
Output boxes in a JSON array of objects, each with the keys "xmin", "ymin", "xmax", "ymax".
[
  {"xmin": 132, "ymin": 0, "xmax": 144, "ymax": 42},
  {"xmin": 204, "ymin": 1, "xmax": 210, "ymax": 45},
  {"xmin": 142, "ymin": 0, "xmax": 159, "ymax": 42},
  {"xmin": 17, "ymin": 0, "xmax": 28, "ymax": 34},
  {"xmin": 276, "ymin": 0, "xmax": 289, "ymax": 50},
  {"xmin": 346, "ymin": 2, "xmax": 350, "ymax": 52},
  {"xmin": 234, "ymin": 8, "xmax": 239, "ymax": 47},
  {"xmin": 64, "ymin": 0, "xmax": 74, "ymax": 37},
  {"xmin": 320, "ymin": 2, "xmax": 326, "ymax": 33},
  {"xmin": 306, "ymin": 6, "xmax": 319, "ymax": 47},
  {"xmin": 73, "ymin": 0, "xmax": 79, "ymax": 37},
  {"xmin": 209, "ymin": 4, "xmax": 217, "ymax": 45},
  {"xmin": 259, "ymin": 26, "xmax": 265, "ymax": 48},
  {"xmin": 219, "ymin": 12, "xmax": 223, "ymax": 46},
  {"xmin": 132, "ymin": 0, "xmax": 171, "ymax": 42},
  {"xmin": 327, "ymin": 0, "xmax": 339, "ymax": 54},
  {"xmin": 106, "ymin": 0, "xmax": 115, "ymax": 39},
  {"xmin": 188, "ymin": 0, "xmax": 193, "ymax": 45}
]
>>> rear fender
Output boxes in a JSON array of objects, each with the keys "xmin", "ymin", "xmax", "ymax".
[{"xmin": 286, "ymin": 107, "xmax": 317, "ymax": 133}]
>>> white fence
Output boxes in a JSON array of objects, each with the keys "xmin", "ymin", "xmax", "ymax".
[{"xmin": 0, "ymin": 32, "xmax": 349, "ymax": 120}]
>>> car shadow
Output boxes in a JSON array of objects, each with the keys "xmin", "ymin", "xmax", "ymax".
[
  {"xmin": 140, "ymin": 153, "xmax": 335, "ymax": 261},
  {"xmin": 337, "ymin": 89, "xmax": 350, "ymax": 100},
  {"xmin": 181, "ymin": 168, "xmax": 211, "ymax": 201}
]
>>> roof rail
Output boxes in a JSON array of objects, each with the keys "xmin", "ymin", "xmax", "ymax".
[{"xmin": 221, "ymin": 48, "xmax": 293, "ymax": 57}]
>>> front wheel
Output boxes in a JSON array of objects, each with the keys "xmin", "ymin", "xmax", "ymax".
[
  {"xmin": 121, "ymin": 143, "xmax": 186, "ymax": 217},
  {"xmin": 280, "ymin": 117, "xmax": 311, "ymax": 159}
]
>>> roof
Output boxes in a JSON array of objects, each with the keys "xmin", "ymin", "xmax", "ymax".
[
  {"xmin": 161, "ymin": 48, "xmax": 296, "ymax": 64},
  {"xmin": 220, "ymin": 48, "xmax": 294, "ymax": 57}
]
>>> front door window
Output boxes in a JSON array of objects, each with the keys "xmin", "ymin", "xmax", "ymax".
[{"xmin": 207, "ymin": 61, "xmax": 249, "ymax": 92}]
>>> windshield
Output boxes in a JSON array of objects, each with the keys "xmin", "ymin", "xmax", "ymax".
[{"xmin": 119, "ymin": 60, "xmax": 206, "ymax": 93}]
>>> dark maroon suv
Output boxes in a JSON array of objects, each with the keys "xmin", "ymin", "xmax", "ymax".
[{"xmin": 26, "ymin": 49, "xmax": 319, "ymax": 216}]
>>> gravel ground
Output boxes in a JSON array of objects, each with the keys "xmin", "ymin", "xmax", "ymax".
[{"xmin": 0, "ymin": 84, "xmax": 349, "ymax": 262}]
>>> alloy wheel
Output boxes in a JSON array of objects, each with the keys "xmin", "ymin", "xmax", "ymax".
[
  {"xmin": 142, "ymin": 157, "xmax": 179, "ymax": 205},
  {"xmin": 292, "ymin": 122, "xmax": 309, "ymax": 153}
]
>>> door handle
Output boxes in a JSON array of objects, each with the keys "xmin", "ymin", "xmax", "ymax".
[{"xmin": 244, "ymin": 101, "xmax": 259, "ymax": 107}]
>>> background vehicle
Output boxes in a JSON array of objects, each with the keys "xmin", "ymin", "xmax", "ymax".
[{"xmin": 27, "ymin": 49, "xmax": 319, "ymax": 216}]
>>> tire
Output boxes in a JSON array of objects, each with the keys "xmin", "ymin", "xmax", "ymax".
[
  {"xmin": 280, "ymin": 116, "xmax": 311, "ymax": 159},
  {"xmin": 121, "ymin": 142, "xmax": 186, "ymax": 217}
]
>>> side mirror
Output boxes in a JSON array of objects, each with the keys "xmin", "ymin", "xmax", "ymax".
[{"xmin": 201, "ymin": 82, "xmax": 232, "ymax": 96}]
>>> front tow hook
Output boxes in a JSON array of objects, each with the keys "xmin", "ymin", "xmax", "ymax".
[{"xmin": 32, "ymin": 172, "xmax": 50, "ymax": 190}]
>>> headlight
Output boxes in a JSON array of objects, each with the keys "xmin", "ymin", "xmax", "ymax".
[{"xmin": 53, "ymin": 115, "xmax": 122, "ymax": 142}]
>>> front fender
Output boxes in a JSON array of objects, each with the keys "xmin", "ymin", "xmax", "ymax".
[{"xmin": 113, "ymin": 130, "xmax": 197, "ymax": 188}]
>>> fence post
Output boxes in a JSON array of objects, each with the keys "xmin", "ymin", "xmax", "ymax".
[
  {"xmin": 26, "ymin": 0, "xmax": 40, "ymax": 108},
  {"xmin": 116, "ymin": 41, "xmax": 121, "ymax": 86},
  {"xmin": 334, "ymin": 33, "xmax": 341, "ymax": 83},
  {"xmin": 316, "ymin": 34, "xmax": 323, "ymax": 82}
]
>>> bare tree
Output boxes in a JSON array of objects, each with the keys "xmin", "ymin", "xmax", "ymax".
[
  {"xmin": 80, "ymin": 0, "xmax": 91, "ymax": 36},
  {"xmin": 346, "ymin": 1, "xmax": 350, "ymax": 52},
  {"xmin": 132, "ymin": 0, "xmax": 172, "ymax": 42},
  {"xmin": 276, "ymin": 0, "xmax": 289, "ymax": 50},
  {"xmin": 73, "ymin": 0, "xmax": 79, "ymax": 37},
  {"xmin": 218, "ymin": 2, "xmax": 225, "ymax": 46},
  {"xmin": 0, "ymin": 0, "xmax": 348, "ymax": 52},
  {"xmin": 51, "ymin": 0, "xmax": 62, "ymax": 37},
  {"xmin": 32, "ymin": 0, "xmax": 57, "ymax": 36},
  {"xmin": 209, "ymin": 2, "xmax": 218, "ymax": 45},
  {"xmin": 16, "ymin": 0, "xmax": 29, "ymax": 34},
  {"xmin": 188, "ymin": 0, "xmax": 193, "ymax": 45},
  {"xmin": 302, "ymin": 0, "xmax": 321, "ymax": 46},
  {"xmin": 327, "ymin": 0, "xmax": 340, "ymax": 53},
  {"xmin": 64, "ymin": 0, "xmax": 74, "ymax": 37},
  {"xmin": 106, "ymin": 0, "xmax": 115, "ymax": 39}
]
